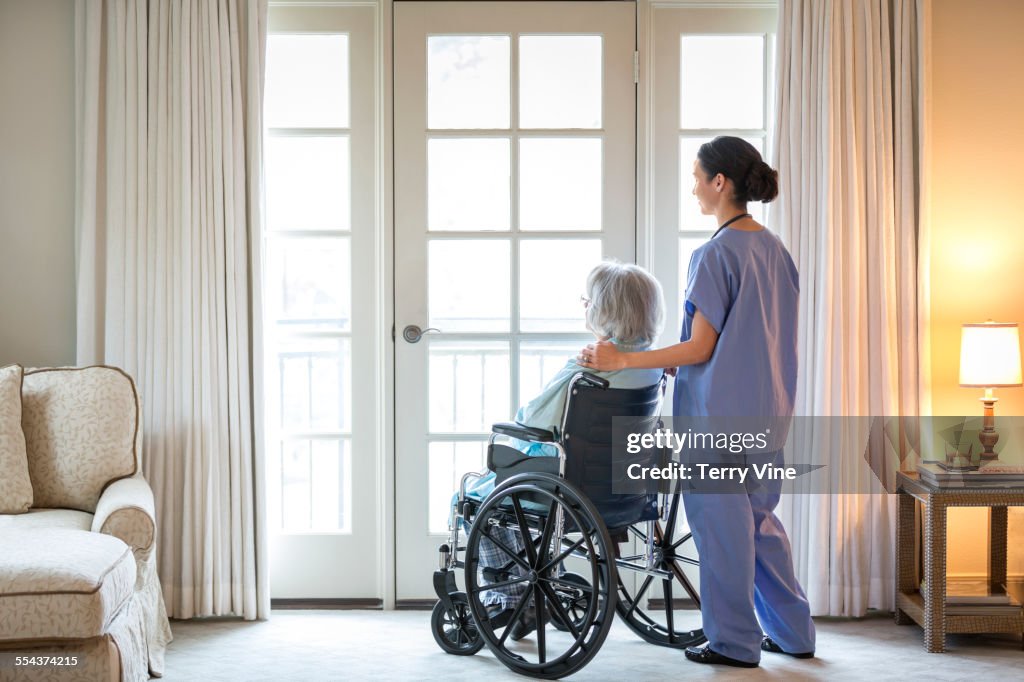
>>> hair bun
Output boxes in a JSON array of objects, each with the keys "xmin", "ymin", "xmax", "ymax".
[{"xmin": 744, "ymin": 161, "xmax": 779, "ymax": 203}]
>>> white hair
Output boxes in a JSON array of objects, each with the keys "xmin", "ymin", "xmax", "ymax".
[{"xmin": 585, "ymin": 261, "xmax": 665, "ymax": 345}]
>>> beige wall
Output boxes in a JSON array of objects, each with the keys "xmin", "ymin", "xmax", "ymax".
[
  {"xmin": 0, "ymin": 0, "xmax": 76, "ymax": 367},
  {"xmin": 930, "ymin": 0, "xmax": 1024, "ymax": 577}
]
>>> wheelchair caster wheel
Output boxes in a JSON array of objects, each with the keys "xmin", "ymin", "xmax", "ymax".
[
  {"xmin": 432, "ymin": 592, "xmax": 484, "ymax": 656},
  {"xmin": 551, "ymin": 572, "xmax": 591, "ymax": 633}
]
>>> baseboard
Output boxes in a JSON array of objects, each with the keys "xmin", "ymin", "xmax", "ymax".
[
  {"xmin": 271, "ymin": 598, "xmax": 383, "ymax": 610},
  {"xmin": 394, "ymin": 597, "xmax": 699, "ymax": 611},
  {"xmin": 395, "ymin": 599, "xmax": 437, "ymax": 610},
  {"xmin": 646, "ymin": 598, "xmax": 698, "ymax": 610}
]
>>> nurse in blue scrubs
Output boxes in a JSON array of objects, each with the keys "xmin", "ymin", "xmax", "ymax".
[{"xmin": 578, "ymin": 136, "xmax": 815, "ymax": 668}]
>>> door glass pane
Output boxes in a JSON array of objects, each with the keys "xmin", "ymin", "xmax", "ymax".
[
  {"xmin": 519, "ymin": 239, "xmax": 602, "ymax": 332},
  {"xmin": 519, "ymin": 339, "xmax": 589, "ymax": 405},
  {"xmin": 679, "ymin": 136, "xmax": 764, "ymax": 231},
  {"xmin": 279, "ymin": 439, "xmax": 350, "ymax": 532},
  {"xmin": 428, "ymin": 441, "xmax": 487, "ymax": 533},
  {"xmin": 429, "ymin": 240, "xmax": 510, "ymax": 332},
  {"xmin": 266, "ymin": 136, "xmax": 350, "ymax": 232},
  {"xmin": 519, "ymin": 138, "xmax": 602, "ymax": 231},
  {"xmin": 278, "ymin": 337, "xmax": 352, "ymax": 433},
  {"xmin": 429, "ymin": 340, "xmax": 510, "ymax": 432},
  {"xmin": 268, "ymin": 236, "xmax": 351, "ymax": 332},
  {"xmin": 265, "ymin": 34, "xmax": 349, "ymax": 128},
  {"xmin": 280, "ymin": 440, "xmax": 311, "ymax": 530},
  {"xmin": 520, "ymin": 35, "xmax": 602, "ymax": 129},
  {"xmin": 311, "ymin": 439, "xmax": 350, "ymax": 532},
  {"xmin": 428, "ymin": 36, "xmax": 510, "ymax": 129},
  {"xmin": 428, "ymin": 138, "xmax": 511, "ymax": 231},
  {"xmin": 680, "ymin": 35, "xmax": 764, "ymax": 129}
]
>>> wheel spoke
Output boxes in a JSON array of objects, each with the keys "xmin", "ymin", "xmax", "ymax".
[
  {"xmin": 670, "ymin": 558, "xmax": 702, "ymax": 603},
  {"xmin": 536, "ymin": 587, "xmax": 547, "ymax": 664},
  {"xmin": 538, "ymin": 537, "xmax": 586, "ymax": 574},
  {"xmin": 628, "ymin": 525, "xmax": 647, "ymax": 543},
  {"xmin": 498, "ymin": 585, "xmax": 535, "ymax": 646},
  {"xmin": 623, "ymin": 574, "xmax": 654, "ymax": 619},
  {"xmin": 663, "ymin": 576, "xmax": 675, "ymax": 643},
  {"xmin": 510, "ymin": 495, "xmax": 538, "ymax": 565},
  {"xmin": 479, "ymin": 526, "xmax": 531, "ymax": 572},
  {"xmin": 483, "ymin": 575, "xmax": 530, "ymax": 591},
  {"xmin": 671, "ymin": 531, "xmax": 692, "ymax": 551},
  {"xmin": 535, "ymin": 497, "xmax": 559, "ymax": 570},
  {"xmin": 664, "ymin": 493, "xmax": 680, "ymax": 540},
  {"xmin": 539, "ymin": 581, "xmax": 581, "ymax": 640}
]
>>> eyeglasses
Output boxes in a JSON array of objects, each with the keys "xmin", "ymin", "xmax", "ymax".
[{"xmin": 580, "ymin": 294, "xmax": 591, "ymax": 308}]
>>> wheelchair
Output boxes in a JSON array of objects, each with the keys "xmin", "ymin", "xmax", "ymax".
[{"xmin": 430, "ymin": 371, "xmax": 706, "ymax": 678}]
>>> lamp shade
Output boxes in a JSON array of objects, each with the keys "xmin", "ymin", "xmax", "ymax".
[{"xmin": 959, "ymin": 322, "xmax": 1023, "ymax": 387}]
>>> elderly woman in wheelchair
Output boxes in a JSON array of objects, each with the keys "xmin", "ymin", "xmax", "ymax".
[{"xmin": 430, "ymin": 261, "xmax": 706, "ymax": 678}]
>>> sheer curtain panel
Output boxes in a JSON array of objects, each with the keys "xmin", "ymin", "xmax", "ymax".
[
  {"xmin": 771, "ymin": 0, "xmax": 928, "ymax": 617},
  {"xmin": 75, "ymin": 0, "xmax": 270, "ymax": 619}
]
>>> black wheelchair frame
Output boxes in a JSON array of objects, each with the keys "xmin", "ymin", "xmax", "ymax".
[{"xmin": 430, "ymin": 372, "xmax": 706, "ymax": 679}]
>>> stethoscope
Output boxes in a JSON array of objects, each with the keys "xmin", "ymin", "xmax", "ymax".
[{"xmin": 709, "ymin": 212, "xmax": 752, "ymax": 241}]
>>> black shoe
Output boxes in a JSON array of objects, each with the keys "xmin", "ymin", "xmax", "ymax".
[
  {"xmin": 761, "ymin": 635, "xmax": 814, "ymax": 659},
  {"xmin": 509, "ymin": 606, "xmax": 537, "ymax": 641},
  {"xmin": 685, "ymin": 645, "xmax": 759, "ymax": 668}
]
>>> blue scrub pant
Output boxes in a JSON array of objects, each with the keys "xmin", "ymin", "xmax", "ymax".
[{"xmin": 682, "ymin": 453, "xmax": 815, "ymax": 664}]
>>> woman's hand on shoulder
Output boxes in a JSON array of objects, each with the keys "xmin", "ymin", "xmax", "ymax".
[{"xmin": 578, "ymin": 340, "xmax": 627, "ymax": 371}]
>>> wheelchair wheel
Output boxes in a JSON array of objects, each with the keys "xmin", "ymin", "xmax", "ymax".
[
  {"xmin": 550, "ymin": 573, "xmax": 590, "ymax": 633},
  {"xmin": 615, "ymin": 492, "xmax": 706, "ymax": 649},
  {"xmin": 465, "ymin": 473, "xmax": 616, "ymax": 679},
  {"xmin": 431, "ymin": 592, "xmax": 485, "ymax": 656}
]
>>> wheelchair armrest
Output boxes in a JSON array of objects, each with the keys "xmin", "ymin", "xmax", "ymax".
[
  {"xmin": 491, "ymin": 421, "xmax": 556, "ymax": 443},
  {"xmin": 573, "ymin": 372, "xmax": 610, "ymax": 389}
]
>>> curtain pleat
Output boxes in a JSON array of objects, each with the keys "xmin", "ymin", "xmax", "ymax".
[
  {"xmin": 772, "ymin": 0, "xmax": 927, "ymax": 617},
  {"xmin": 75, "ymin": 0, "xmax": 269, "ymax": 620}
]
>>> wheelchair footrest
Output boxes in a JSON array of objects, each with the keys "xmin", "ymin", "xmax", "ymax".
[{"xmin": 432, "ymin": 569, "xmax": 460, "ymax": 612}]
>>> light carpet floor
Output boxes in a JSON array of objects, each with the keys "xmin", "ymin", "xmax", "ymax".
[{"xmin": 164, "ymin": 610, "xmax": 1023, "ymax": 681}]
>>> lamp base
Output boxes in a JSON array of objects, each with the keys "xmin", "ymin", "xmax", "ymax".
[{"xmin": 979, "ymin": 396, "xmax": 1000, "ymax": 462}]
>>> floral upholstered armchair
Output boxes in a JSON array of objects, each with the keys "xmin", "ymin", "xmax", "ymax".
[{"xmin": 0, "ymin": 364, "xmax": 172, "ymax": 681}]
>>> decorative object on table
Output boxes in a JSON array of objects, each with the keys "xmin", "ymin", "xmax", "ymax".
[
  {"xmin": 917, "ymin": 461, "xmax": 1024, "ymax": 487},
  {"xmin": 940, "ymin": 440, "xmax": 978, "ymax": 472},
  {"xmin": 959, "ymin": 321, "xmax": 1023, "ymax": 462}
]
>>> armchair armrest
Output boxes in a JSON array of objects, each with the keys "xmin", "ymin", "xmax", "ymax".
[
  {"xmin": 92, "ymin": 476, "xmax": 156, "ymax": 556},
  {"xmin": 491, "ymin": 421, "xmax": 556, "ymax": 443}
]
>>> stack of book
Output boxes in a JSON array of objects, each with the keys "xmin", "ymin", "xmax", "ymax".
[
  {"xmin": 942, "ymin": 579, "xmax": 1023, "ymax": 616},
  {"xmin": 917, "ymin": 462, "xmax": 1024, "ymax": 487}
]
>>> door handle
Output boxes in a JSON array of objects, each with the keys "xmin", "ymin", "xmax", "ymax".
[{"xmin": 402, "ymin": 324, "xmax": 441, "ymax": 343}]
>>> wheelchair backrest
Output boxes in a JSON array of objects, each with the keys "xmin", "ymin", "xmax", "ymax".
[{"xmin": 559, "ymin": 372, "xmax": 664, "ymax": 530}]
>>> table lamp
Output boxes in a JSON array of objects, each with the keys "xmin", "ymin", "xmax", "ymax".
[{"xmin": 959, "ymin": 321, "xmax": 1023, "ymax": 462}]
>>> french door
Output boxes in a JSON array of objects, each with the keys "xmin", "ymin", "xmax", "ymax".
[
  {"xmin": 263, "ymin": 3, "xmax": 382, "ymax": 599},
  {"xmin": 393, "ymin": 1, "xmax": 637, "ymax": 600}
]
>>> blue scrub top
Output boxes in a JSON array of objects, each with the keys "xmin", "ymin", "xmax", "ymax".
[{"xmin": 674, "ymin": 228, "xmax": 799, "ymax": 421}]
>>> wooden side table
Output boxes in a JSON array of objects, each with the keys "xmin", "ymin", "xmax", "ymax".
[{"xmin": 896, "ymin": 472, "xmax": 1024, "ymax": 652}]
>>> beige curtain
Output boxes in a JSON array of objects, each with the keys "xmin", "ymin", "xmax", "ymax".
[
  {"xmin": 771, "ymin": 0, "xmax": 928, "ymax": 616},
  {"xmin": 75, "ymin": 0, "xmax": 270, "ymax": 619}
]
